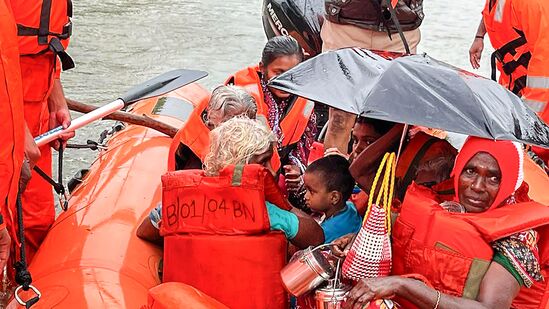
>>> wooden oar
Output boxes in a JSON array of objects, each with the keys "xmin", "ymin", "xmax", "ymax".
[
  {"xmin": 35, "ymin": 69, "xmax": 207, "ymax": 147},
  {"xmin": 66, "ymin": 99, "xmax": 178, "ymax": 138}
]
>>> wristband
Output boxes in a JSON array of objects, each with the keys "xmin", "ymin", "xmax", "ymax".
[{"xmin": 475, "ymin": 35, "xmax": 484, "ymax": 39}]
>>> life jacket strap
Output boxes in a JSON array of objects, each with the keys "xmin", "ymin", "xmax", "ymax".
[{"xmin": 49, "ymin": 37, "xmax": 75, "ymax": 71}]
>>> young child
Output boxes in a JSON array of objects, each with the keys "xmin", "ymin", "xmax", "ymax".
[{"xmin": 303, "ymin": 155, "xmax": 362, "ymax": 243}]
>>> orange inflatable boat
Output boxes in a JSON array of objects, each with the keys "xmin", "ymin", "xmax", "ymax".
[
  {"xmin": 8, "ymin": 83, "xmax": 210, "ymax": 308},
  {"xmin": 7, "ymin": 80, "xmax": 549, "ymax": 308}
]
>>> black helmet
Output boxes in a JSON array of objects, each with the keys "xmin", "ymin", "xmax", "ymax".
[{"xmin": 262, "ymin": 0, "xmax": 324, "ymax": 59}]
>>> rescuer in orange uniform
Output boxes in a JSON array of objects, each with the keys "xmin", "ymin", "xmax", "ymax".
[
  {"xmin": 469, "ymin": 0, "xmax": 549, "ymax": 164},
  {"xmin": 8, "ymin": 0, "xmax": 75, "ymax": 262},
  {"xmin": 0, "ymin": 0, "xmax": 41, "ymax": 270}
]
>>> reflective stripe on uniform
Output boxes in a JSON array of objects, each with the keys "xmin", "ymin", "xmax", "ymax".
[
  {"xmin": 494, "ymin": 0, "xmax": 506, "ymax": 22},
  {"xmin": 526, "ymin": 76, "xmax": 549, "ymax": 89},
  {"xmin": 524, "ymin": 99, "xmax": 547, "ymax": 113},
  {"xmin": 303, "ymin": 101, "xmax": 314, "ymax": 117}
]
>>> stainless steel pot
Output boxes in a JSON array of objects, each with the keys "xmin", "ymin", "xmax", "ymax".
[
  {"xmin": 315, "ymin": 281, "xmax": 351, "ymax": 309},
  {"xmin": 280, "ymin": 244, "xmax": 334, "ymax": 296}
]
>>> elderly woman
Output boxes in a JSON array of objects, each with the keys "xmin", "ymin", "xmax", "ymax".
[
  {"xmin": 168, "ymin": 84, "xmax": 257, "ymax": 171},
  {"xmin": 139, "ymin": 117, "xmax": 324, "ymax": 248},
  {"xmin": 335, "ymin": 137, "xmax": 549, "ymax": 309}
]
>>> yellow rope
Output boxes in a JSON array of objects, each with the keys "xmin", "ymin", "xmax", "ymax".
[
  {"xmin": 363, "ymin": 152, "xmax": 397, "ymax": 235},
  {"xmin": 365, "ymin": 153, "xmax": 389, "ymax": 223},
  {"xmin": 386, "ymin": 153, "xmax": 396, "ymax": 235}
]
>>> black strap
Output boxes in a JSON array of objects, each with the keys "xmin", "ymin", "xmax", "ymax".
[
  {"xmin": 501, "ymin": 52, "xmax": 531, "ymax": 75},
  {"xmin": 49, "ymin": 37, "xmax": 75, "ymax": 71},
  {"xmin": 14, "ymin": 193, "xmax": 40, "ymax": 308},
  {"xmin": 38, "ymin": 0, "xmax": 53, "ymax": 45},
  {"xmin": 32, "ymin": 142, "xmax": 69, "ymax": 210},
  {"xmin": 14, "ymin": 193, "xmax": 31, "ymax": 289},
  {"xmin": 67, "ymin": 0, "xmax": 73, "ymax": 18},
  {"xmin": 385, "ymin": 0, "xmax": 410, "ymax": 54},
  {"xmin": 490, "ymin": 51, "xmax": 498, "ymax": 81},
  {"xmin": 492, "ymin": 34, "xmax": 527, "ymax": 62},
  {"xmin": 511, "ymin": 75, "xmax": 527, "ymax": 95}
]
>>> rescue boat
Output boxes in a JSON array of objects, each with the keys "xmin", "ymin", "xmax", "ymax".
[
  {"xmin": 8, "ymin": 83, "xmax": 210, "ymax": 308},
  {"xmin": 8, "ymin": 79, "xmax": 549, "ymax": 308}
]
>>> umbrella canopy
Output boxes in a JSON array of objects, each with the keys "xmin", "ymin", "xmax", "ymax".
[{"xmin": 270, "ymin": 48, "xmax": 549, "ymax": 148}]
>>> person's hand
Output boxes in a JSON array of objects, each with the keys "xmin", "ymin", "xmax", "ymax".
[
  {"xmin": 48, "ymin": 80, "xmax": 74, "ymax": 150},
  {"xmin": 330, "ymin": 233, "xmax": 355, "ymax": 257},
  {"xmin": 19, "ymin": 159, "xmax": 32, "ymax": 193},
  {"xmin": 469, "ymin": 37, "xmax": 484, "ymax": 69},
  {"xmin": 48, "ymin": 104, "xmax": 74, "ymax": 150},
  {"xmin": 24, "ymin": 125, "xmax": 40, "ymax": 168},
  {"xmin": 283, "ymin": 165, "xmax": 303, "ymax": 193},
  {"xmin": 344, "ymin": 276, "xmax": 404, "ymax": 309},
  {"xmin": 324, "ymin": 147, "xmax": 350, "ymax": 160},
  {"xmin": 0, "ymin": 228, "xmax": 11, "ymax": 271}
]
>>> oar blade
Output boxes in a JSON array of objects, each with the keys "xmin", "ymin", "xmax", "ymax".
[{"xmin": 120, "ymin": 69, "xmax": 208, "ymax": 105}]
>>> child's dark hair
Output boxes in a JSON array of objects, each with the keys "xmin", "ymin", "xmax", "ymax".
[
  {"xmin": 356, "ymin": 117, "xmax": 395, "ymax": 136},
  {"xmin": 261, "ymin": 36, "xmax": 304, "ymax": 67},
  {"xmin": 306, "ymin": 155, "xmax": 355, "ymax": 202}
]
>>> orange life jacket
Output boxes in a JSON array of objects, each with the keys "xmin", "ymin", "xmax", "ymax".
[
  {"xmin": 167, "ymin": 96, "xmax": 210, "ymax": 171},
  {"xmin": 0, "ymin": 0, "xmax": 25, "ymax": 243},
  {"xmin": 392, "ymin": 183, "xmax": 549, "ymax": 308},
  {"xmin": 483, "ymin": 0, "xmax": 529, "ymax": 96},
  {"xmin": 160, "ymin": 164, "xmax": 291, "ymax": 309},
  {"xmin": 9, "ymin": 0, "xmax": 74, "ymax": 70},
  {"xmin": 394, "ymin": 132, "xmax": 457, "ymax": 200},
  {"xmin": 508, "ymin": 0, "xmax": 549, "ymax": 123},
  {"xmin": 226, "ymin": 66, "xmax": 315, "ymax": 172}
]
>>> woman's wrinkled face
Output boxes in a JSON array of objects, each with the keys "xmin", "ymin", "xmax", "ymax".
[
  {"xmin": 262, "ymin": 55, "xmax": 301, "ymax": 100},
  {"xmin": 249, "ymin": 146, "xmax": 274, "ymax": 175},
  {"xmin": 458, "ymin": 152, "xmax": 501, "ymax": 213}
]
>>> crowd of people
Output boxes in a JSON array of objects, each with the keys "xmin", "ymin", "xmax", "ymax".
[{"xmin": 2, "ymin": 0, "xmax": 549, "ymax": 308}]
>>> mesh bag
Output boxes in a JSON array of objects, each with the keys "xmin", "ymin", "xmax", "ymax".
[{"xmin": 342, "ymin": 153, "xmax": 396, "ymax": 281}]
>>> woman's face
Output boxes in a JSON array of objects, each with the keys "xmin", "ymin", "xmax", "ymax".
[
  {"xmin": 249, "ymin": 146, "xmax": 274, "ymax": 175},
  {"xmin": 350, "ymin": 122, "xmax": 382, "ymax": 161},
  {"xmin": 262, "ymin": 55, "xmax": 301, "ymax": 100},
  {"xmin": 458, "ymin": 152, "xmax": 501, "ymax": 213}
]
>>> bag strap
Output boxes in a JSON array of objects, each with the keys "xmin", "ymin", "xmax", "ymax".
[
  {"xmin": 231, "ymin": 165, "xmax": 245, "ymax": 186},
  {"xmin": 365, "ymin": 152, "xmax": 396, "ymax": 234}
]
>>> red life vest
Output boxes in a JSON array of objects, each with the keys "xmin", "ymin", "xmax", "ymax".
[
  {"xmin": 392, "ymin": 183, "xmax": 549, "ymax": 308},
  {"xmin": 9, "ymin": 0, "xmax": 74, "ymax": 70},
  {"xmin": 167, "ymin": 95, "xmax": 210, "ymax": 171},
  {"xmin": 226, "ymin": 66, "xmax": 315, "ymax": 172},
  {"xmin": 160, "ymin": 164, "xmax": 291, "ymax": 308}
]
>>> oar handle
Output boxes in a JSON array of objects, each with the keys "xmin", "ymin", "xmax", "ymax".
[{"xmin": 35, "ymin": 99, "xmax": 125, "ymax": 147}]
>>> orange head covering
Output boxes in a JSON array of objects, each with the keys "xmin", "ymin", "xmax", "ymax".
[{"xmin": 452, "ymin": 137, "xmax": 524, "ymax": 210}]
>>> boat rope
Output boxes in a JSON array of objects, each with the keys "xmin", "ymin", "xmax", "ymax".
[
  {"xmin": 65, "ymin": 140, "xmax": 106, "ymax": 150},
  {"xmin": 14, "ymin": 192, "xmax": 41, "ymax": 308},
  {"xmin": 33, "ymin": 141, "xmax": 69, "ymax": 211}
]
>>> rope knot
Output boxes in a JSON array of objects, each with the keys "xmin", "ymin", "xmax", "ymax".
[{"xmin": 14, "ymin": 261, "xmax": 32, "ymax": 290}]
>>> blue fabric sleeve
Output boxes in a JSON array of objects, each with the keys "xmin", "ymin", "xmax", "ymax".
[
  {"xmin": 321, "ymin": 201, "xmax": 362, "ymax": 244},
  {"xmin": 266, "ymin": 202, "xmax": 299, "ymax": 239},
  {"xmin": 149, "ymin": 203, "xmax": 162, "ymax": 230}
]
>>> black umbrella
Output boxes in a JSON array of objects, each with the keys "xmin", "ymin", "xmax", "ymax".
[{"xmin": 270, "ymin": 48, "xmax": 549, "ymax": 148}]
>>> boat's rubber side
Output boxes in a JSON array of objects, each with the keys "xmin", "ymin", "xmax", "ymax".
[{"xmin": 8, "ymin": 83, "xmax": 210, "ymax": 308}]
